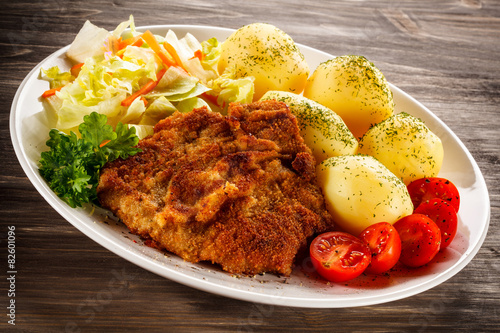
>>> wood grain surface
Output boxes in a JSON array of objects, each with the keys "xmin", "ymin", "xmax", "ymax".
[{"xmin": 1, "ymin": 0, "xmax": 499, "ymax": 331}]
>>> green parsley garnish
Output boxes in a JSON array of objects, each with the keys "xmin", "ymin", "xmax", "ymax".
[{"xmin": 39, "ymin": 112, "xmax": 142, "ymax": 208}]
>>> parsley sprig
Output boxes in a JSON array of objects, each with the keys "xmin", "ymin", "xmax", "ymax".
[{"xmin": 39, "ymin": 112, "xmax": 142, "ymax": 208}]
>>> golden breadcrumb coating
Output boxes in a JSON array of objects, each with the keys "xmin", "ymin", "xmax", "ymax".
[{"xmin": 97, "ymin": 100, "xmax": 334, "ymax": 275}]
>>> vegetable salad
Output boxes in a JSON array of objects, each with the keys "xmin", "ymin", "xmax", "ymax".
[{"xmin": 41, "ymin": 15, "xmax": 254, "ymax": 139}]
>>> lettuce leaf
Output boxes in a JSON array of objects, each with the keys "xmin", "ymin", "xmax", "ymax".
[
  {"xmin": 155, "ymin": 66, "xmax": 200, "ymax": 95},
  {"xmin": 200, "ymin": 37, "xmax": 221, "ymax": 73},
  {"xmin": 207, "ymin": 71, "xmax": 255, "ymax": 111},
  {"xmin": 145, "ymin": 66, "xmax": 210, "ymax": 101},
  {"xmin": 128, "ymin": 124, "xmax": 154, "ymax": 139},
  {"xmin": 120, "ymin": 95, "xmax": 146, "ymax": 124},
  {"xmin": 66, "ymin": 20, "xmax": 113, "ymax": 63},
  {"xmin": 176, "ymin": 97, "xmax": 209, "ymax": 113},
  {"xmin": 145, "ymin": 96, "xmax": 177, "ymax": 119},
  {"xmin": 47, "ymin": 54, "xmax": 159, "ymax": 131},
  {"xmin": 66, "ymin": 16, "xmax": 135, "ymax": 63},
  {"xmin": 164, "ymin": 30, "xmax": 217, "ymax": 83},
  {"xmin": 40, "ymin": 66, "xmax": 75, "ymax": 89},
  {"xmin": 164, "ymin": 83, "xmax": 211, "ymax": 102}
]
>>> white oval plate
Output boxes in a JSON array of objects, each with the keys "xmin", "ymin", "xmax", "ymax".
[{"xmin": 10, "ymin": 25, "xmax": 490, "ymax": 308}]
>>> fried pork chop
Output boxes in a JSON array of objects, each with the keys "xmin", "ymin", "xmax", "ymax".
[{"xmin": 97, "ymin": 100, "xmax": 334, "ymax": 276}]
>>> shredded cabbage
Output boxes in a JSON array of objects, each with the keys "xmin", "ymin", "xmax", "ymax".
[
  {"xmin": 144, "ymin": 96, "xmax": 177, "ymax": 121},
  {"xmin": 200, "ymin": 38, "xmax": 255, "ymax": 111},
  {"xmin": 128, "ymin": 124, "xmax": 154, "ymax": 139},
  {"xmin": 164, "ymin": 30, "xmax": 217, "ymax": 84},
  {"xmin": 40, "ymin": 16, "xmax": 259, "ymax": 139},
  {"xmin": 176, "ymin": 97, "xmax": 209, "ymax": 114},
  {"xmin": 201, "ymin": 37, "xmax": 221, "ymax": 72},
  {"xmin": 40, "ymin": 67, "xmax": 75, "ymax": 89},
  {"xmin": 154, "ymin": 66, "xmax": 200, "ymax": 95},
  {"xmin": 206, "ymin": 71, "xmax": 255, "ymax": 113},
  {"xmin": 66, "ymin": 20, "xmax": 112, "ymax": 63}
]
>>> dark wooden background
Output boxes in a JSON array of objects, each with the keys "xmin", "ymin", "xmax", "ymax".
[{"xmin": 1, "ymin": 0, "xmax": 499, "ymax": 331}]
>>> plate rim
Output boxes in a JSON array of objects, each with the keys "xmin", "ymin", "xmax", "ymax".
[{"xmin": 9, "ymin": 24, "xmax": 491, "ymax": 308}]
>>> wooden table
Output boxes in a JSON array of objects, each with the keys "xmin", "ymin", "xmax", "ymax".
[{"xmin": 1, "ymin": 0, "xmax": 499, "ymax": 331}]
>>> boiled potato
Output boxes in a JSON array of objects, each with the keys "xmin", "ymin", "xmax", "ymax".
[
  {"xmin": 218, "ymin": 23, "xmax": 309, "ymax": 100},
  {"xmin": 303, "ymin": 55, "xmax": 394, "ymax": 139},
  {"xmin": 317, "ymin": 155, "xmax": 413, "ymax": 235},
  {"xmin": 358, "ymin": 112, "xmax": 444, "ymax": 184},
  {"xmin": 260, "ymin": 91, "xmax": 358, "ymax": 163}
]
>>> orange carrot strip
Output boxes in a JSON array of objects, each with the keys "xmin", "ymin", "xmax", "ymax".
[
  {"xmin": 99, "ymin": 139, "xmax": 111, "ymax": 148},
  {"xmin": 121, "ymin": 68, "xmax": 167, "ymax": 107},
  {"xmin": 41, "ymin": 86, "xmax": 63, "ymax": 98},
  {"xmin": 116, "ymin": 37, "xmax": 126, "ymax": 50},
  {"xmin": 190, "ymin": 49, "xmax": 204, "ymax": 61},
  {"xmin": 121, "ymin": 79, "xmax": 157, "ymax": 107},
  {"xmin": 70, "ymin": 63, "xmax": 84, "ymax": 77},
  {"xmin": 131, "ymin": 38, "xmax": 144, "ymax": 47},
  {"xmin": 141, "ymin": 30, "xmax": 176, "ymax": 67},
  {"xmin": 163, "ymin": 42, "xmax": 186, "ymax": 70},
  {"xmin": 156, "ymin": 68, "xmax": 167, "ymax": 81},
  {"xmin": 120, "ymin": 35, "xmax": 144, "ymax": 49},
  {"xmin": 202, "ymin": 92, "xmax": 219, "ymax": 107}
]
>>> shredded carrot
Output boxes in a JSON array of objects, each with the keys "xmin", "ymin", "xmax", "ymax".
[
  {"xmin": 120, "ymin": 67, "xmax": 167, "ymax": 107},
  {"xmin": 116, "ymin": 37, "xmax": 125, "ymax": 50},
  {"xmin": 190, "ymin": 49, "xmax": 204, "ymax": 61},
  {"xmin": 70, "ymin": 63, "xmax": 84, "ymax": 77},
  {"xmin": 156, "ymin": 68, "xmax": 167, "ymax": 81},
  {"xmin": 163, "ymin": 42, "xmax": 186, "ymax": 71},
  {"xmin": 119, "ymin": 35, "xmax": 144, "ymax": 50},
  {"xmin": 99, "ymin": 139, "xmax": 111, "ymax": 148},
  {"xmin": 121, "ymin": 79, "xmax": 157, "ymax": 107},
  {"xmin": 141, "ymin": 30, "xmax": 176, "ymax": 67},
  {"xmin": 202, "ymin": 92, "xmax": 219, "ymax": 107},
  {"xmin": 131, "ymin": 38, "xmax": 143, "ymax": 47},
  {"xmin": 41, "ymin": 86, "xmax": 63, "ymax": 98}
]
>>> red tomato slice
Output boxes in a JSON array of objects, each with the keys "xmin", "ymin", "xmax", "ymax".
[
  {"xmin": 407, "ymin": 177, "xmax": 460, "ymax": 213},
  {"xmin": 310, "ymin": 232, "xmax": 371, "ymax": 283},
  {"xmin": 359, "ymin": 222, "xmax": 401, "ymax": 274},
  {"xmin": 414, "ymin": 198, "xmax": 458, "ymax": 249},
  {"xmin": 393, "ymin": 214, "xmax": 441, "ymax": 268}
]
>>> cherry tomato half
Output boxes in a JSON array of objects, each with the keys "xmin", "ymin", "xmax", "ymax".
[
  {"xmin": 414, "ymin": 198, "xmax": 458, "ymax": 249},
  {"xmin": 393, "ymin": 214, "xmax": 441, "ymax": 268},
  {"xmin": 407, "ymin": 177, "xmax": 460, "ymax": 213},
  {"xmin": 359, "ymin": 222, "xmax": 401, "ymax": 274},
  {"xmin": 310, "ymin": 232, "xmax": 371, "ymax": 283}
]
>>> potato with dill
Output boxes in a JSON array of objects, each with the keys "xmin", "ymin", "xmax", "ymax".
[
  {"xmin": 358, "ymin": 112, "xmax": 444, "ymax": 185},
  {"xmin": 218, "ymin": 23, "xmax": 309, "ymax": 100},
  {"xmin": 303, "ymin": 55, "xmax": 394, "ymax": 139},
  {"xmin": 260, "ymin": 91, "xmax": 358, "ymax": 164},
  {"xmin": 316, "ymin": 155, "xmax": 413, "ymax": 235}
]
